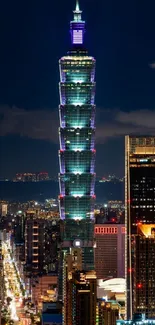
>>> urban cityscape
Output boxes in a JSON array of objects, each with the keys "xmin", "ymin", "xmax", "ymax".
[{"xmin": 0, "ymin": 1, "xmax": 155, "ymax": 325}]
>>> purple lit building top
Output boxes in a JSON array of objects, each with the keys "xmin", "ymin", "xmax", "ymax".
[{"xmin": 70, "ymin": 0, "xmax": 85, "ymax": 45}]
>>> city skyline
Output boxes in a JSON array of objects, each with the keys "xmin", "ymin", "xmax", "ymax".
[
  {"xmin": 0, "ymin": 0, "xmax": 155, "ymax": 178},
  {"xmin": 1, "ymin": 1, "xmax": 155, "ymax": 324}
]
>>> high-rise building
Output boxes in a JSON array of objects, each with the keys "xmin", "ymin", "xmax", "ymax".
[
  {"xmin": 25, "ymin": 211, "xmax": 45, "ymax": 273},
  {"xmin": 68, "ymin": 270, "xmax": 97, "ymax": 325},
  {"xmin": 58, "ymin": 0, "xmax": 96, "ymax": 271},
  {"xmin": 95, "ymin": 224, "xmax": 125, "ymax": 279},
  {"xmin": 0, "ymin": 232, "xmax": 4, "ymax": 309},
  {"xmin": 25, "ymin": 211, "xmax": 60, "ymax": 274},
  {"xmin": 63, "ymin": 247, "xmax": 96, "ymax": 325},
  {"xmin": 96, "ymin": 299, "xmax": 120, "ymax": 325},
  {"xmin": 125, "ymin": 136, "xmax": 155, "ymax": 319},
  {"xmin": 133, "ymin": 224, "xmax": 155, "ymax": 318},
  {"xmin": 13, "ymin": 213, "xmax": 25, "ymax": 244},
  {"xmin": 0, "ymin": 203, "xmax": 7, "ymax": 217}
]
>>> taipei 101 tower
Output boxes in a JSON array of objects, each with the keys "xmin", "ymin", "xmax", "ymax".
[{"xmin": 58, "ymin": 0, "xmax": 96, "ymax": 271}]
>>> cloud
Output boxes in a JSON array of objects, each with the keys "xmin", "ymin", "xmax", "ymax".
[
  {"xmin": 0, "ymin": 106, "xmax": 155, "ymax": 144},
  {"xmin": 149, "ymin": 62, "xmax": 155, "ymax": 69},
  {"xmin": 96, "ymin": 109, "xmax": 155, "ymax": 143},
  {"xmin": 116, "ymin": 109, "xmax": 155, "ymax": 128},
  {"xmin": 0, "ymin": 106, "xmax": 58, "ymax": 142}
]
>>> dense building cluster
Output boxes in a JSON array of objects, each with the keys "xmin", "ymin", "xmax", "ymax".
[{"xmin": 14, "ymin": 172, "xmax": 49, "ymax": 182}]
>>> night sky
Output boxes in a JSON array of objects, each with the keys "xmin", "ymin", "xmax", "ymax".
[{"xmin": 0, "ymin": 0, "xmax": 155, "ymax": 179}]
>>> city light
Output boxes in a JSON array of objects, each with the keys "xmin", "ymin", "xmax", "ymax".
[{"xmin": 2, "ymin": 241, "xmax": 25, "ymax": 322}]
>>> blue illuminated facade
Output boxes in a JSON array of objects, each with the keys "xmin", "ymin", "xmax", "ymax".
[
  {"xmin": 58, "ymin": 0, "xmax": 96, "ymax": 270},
  {"xmin": 117, "ymin": 320, "xmax": 155, "ymax": 325},
  {"xmin": 117, "ymin": 314, "xmax": 155, "ymax": 325}
]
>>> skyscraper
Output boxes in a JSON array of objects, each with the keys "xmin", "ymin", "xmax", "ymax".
[
  {"xmin": 58, "ymin": 0, "xmax": 96, "ymax": 270},
  {"xmin": 96, "ymin": 299, "xmax": 120, "ymax": 325},
  {"xmin": 94, "ymin": 224, "xmax": 125, "ymax": 279},
  {"xmin": 63, "ymin": 248, "xmax": 96, "ymax": 325},
  {"xmin": 125, "ymin": 136, "xmax": 155, "ymax": 319},
  {"xmin": 133, "ymin": 224, "xmax": 155, "ymax": 318}
]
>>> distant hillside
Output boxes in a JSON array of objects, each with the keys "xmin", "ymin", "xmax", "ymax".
[{"xmin": 0, "ymin": 180, "xmax": 124, "ymax": 202}]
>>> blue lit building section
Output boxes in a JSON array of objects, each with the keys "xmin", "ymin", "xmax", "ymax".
[
  {"xmin": 117, "ymin": 313, "xmax": 155, "ymax": 324},
  {"xmin": 58, "ymin": 0, "xmax": 96, "ymax": 270}
]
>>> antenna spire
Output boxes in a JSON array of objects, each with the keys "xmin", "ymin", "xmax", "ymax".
[{"xmin": 75, "ymin": 0, "xmax": 80, "ymax": 11}]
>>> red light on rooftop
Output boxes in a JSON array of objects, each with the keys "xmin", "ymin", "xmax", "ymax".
[
  {"xmin": 137, "ymin": 283, "xmax": 142, "ymax": 289},
  {"xmin": 128, "ymin": 268, "xmax": 132, "ymax": 273}
]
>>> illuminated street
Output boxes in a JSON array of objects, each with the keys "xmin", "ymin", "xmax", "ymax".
[{"xmin": 2, "ymin": 240, "xmax": 28, "ymax": 324}]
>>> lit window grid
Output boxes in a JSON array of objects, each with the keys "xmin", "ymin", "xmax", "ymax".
[
  {"xmin": 59, "ymin": 173, "xmax": 95, "ymax": 196},
  {"xmin": 59, "ymin": 196, "xmax": 95, "ymax": 220},
  {"xmin": 62, "ymin": 219, "xmax": 94, "ymax": 240},
  {"xmin": 59, "ymin": 104, "xmax": 96, "ymax": 128},
  {"xmin": 60, "ymin": 63, "xmax": 95, "ymax": 84},
  {"xmin": 73, "ymin": 30, "xmax": 83, "ymax": 44},
  {"xmin": 59, "ymin": 83, "xmax": 96, "ymax": 106},
  {"xmin": 59, "ymin": 51, "xmax": 96, "ymax": 222},
  {"xmin": 59, "ymin": 127, "xmax": 95, "ymax": 151}
]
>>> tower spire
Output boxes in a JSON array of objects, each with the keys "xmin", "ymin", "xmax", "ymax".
[{"xmin": 75, "ymin": 0, "xmax": 80, "ymax": 12}]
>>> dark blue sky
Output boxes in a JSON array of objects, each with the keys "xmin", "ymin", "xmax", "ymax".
[{"xmin": 0, "ymin": 0, "xmax": 155, "ymax": 178}]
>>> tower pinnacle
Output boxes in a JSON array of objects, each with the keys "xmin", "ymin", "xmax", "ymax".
[
  {"xmin": 70, "ymin": 0, "xmax": 85, "ymax": 45},
  {"xmin": 75, "ymin": 0, "xmax": 80, "ymax": 12}
]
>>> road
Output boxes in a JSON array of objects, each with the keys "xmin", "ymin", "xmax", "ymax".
[{"xmin": 2, "ymin": 241, "xmax": 31, "ymax": 325}]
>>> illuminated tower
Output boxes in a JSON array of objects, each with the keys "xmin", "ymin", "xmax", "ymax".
[
  {"xmin": 125, "ymin": 136, "xmax": 155, "ymax": 319},
  {"xmin": 58, "ymin": 0, "xmax": 96, "ymax": 271}
]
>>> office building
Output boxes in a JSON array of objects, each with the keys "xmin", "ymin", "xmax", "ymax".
[
  {"xmin": 24, "ymin": 211, "xmax": 60, "ymax": 308},
  {"xmin": 0, "ymin": 232, "xmax": 4, "ymax": 310},
  {"xmin": 42, "ymin": 302, "xmax": 62, "ymax": 325},
  {"xmin": 13, "ymin": 213, "xmax": 25, "ymax": 244},
  {"xmin": 67, "ymin": 270, "xmax": 97, "ymax": 325},
  {"xmin": 25, "ymin": 211, "xmax": 45, "ymax": 273},
  {"xmin": 25, "ymin": 211, "xmax": 60, "ymax": 274},
  {"xmin": 133, "ymin": 224, "xmax": 155, "ymax": 318},
  {"xmin": 31, "ymin": 274, "xmax": 58, "ymax": 308},
  {"xmin": 0, "ymin": 203, "xmax": 7, "ymax": 217},
  {"xmin": 96, "ymin": 299, "xmax": 120, "ymax": 325},
  {"xmin": 63, "ymin": 247, "xmax": 96, "ymax": 325},
  {"xmin": 97, "ymin": 278, "xmax": 125, "ymax": 316},
  {"xmin": 125, "ymin": 136, "xmax": 155, "ymax": 319},
  {"xmin": 58, "ymin": 0, "xmax": 96, "ymax": 271},
  {"xmin": 95, "ymin": 224, "xmax": 125, "ymax": 279}
]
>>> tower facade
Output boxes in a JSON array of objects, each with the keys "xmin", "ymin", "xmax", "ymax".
[
  {"xmin": 58, "ymin": 0, "xmax": 96, "ymax": 270},
  {"xmin": 125, "ymin": 136, "xmax": 155, "ymax": 319}
]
